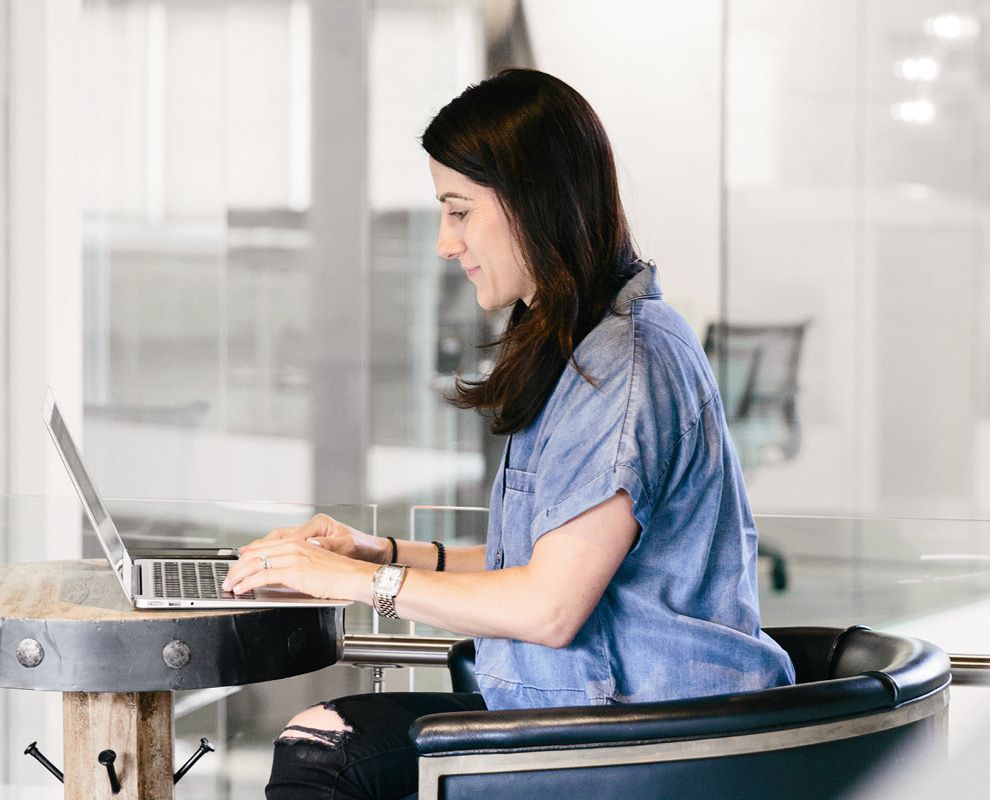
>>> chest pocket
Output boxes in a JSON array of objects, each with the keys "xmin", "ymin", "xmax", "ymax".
[{"xmin": 499, "ymin": 467, "xmax": 537, "ymax": 569}]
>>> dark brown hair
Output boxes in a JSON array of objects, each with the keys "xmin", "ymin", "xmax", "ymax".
[{"xmin": 422, "ymin": 69, "xmax": 637, "ymax": 435}]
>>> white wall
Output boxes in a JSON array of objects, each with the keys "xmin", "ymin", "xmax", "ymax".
[
  {"xmin": 369, "ymin": 0, "xmax": 484, "ymax": 212},
  {"xmin": 725, "ymin": 0, "xmax": 862, "ymax": 515},
  {"xmin": 7, "ymin": 0, "xmax": 84, "ymax": 549},
  {"xmin": 725, "ymin": 1, "xmax": 989, "ymax": 519}
]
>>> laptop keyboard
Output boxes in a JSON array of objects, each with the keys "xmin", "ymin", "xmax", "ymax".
[{"xmin": 151, "ymin": 560, "xmax": 255, "ymax": 600}]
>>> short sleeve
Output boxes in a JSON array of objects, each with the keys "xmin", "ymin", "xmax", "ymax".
[
  {"xmin": 526, "ymin": 326, "xmax": 647, "ymax": 542},
  {"xmin": 527, "ymin": 300, "xmax": 716, "ymax": 544}
]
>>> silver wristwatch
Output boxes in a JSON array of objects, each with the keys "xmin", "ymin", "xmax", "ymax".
[{"xmin": 372, "ymin": 563, "xmax": 407, "ymax": 619}]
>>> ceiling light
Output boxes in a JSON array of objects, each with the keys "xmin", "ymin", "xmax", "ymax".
[
  {"xmin": 891, "ymin": 100, "xmax": 936, "ymax": 123},
  {"xmin": 924, "ymin": 14, "xmax": 980, "ymax": 39},
  {"xmin": 895, "ymin": 57, "xmax": 939, "ymax": 81}
]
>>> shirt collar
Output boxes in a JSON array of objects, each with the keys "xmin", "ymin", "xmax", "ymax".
[{"xmin": 613, "ymin": 261, "xmax": 661, "ymax": 309}]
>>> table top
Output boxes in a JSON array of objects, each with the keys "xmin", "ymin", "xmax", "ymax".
[
  {"xmin": 0, "ymin": 559, "xmax": 236, "ymax": 621},
  {"xmin": 0, "ymin": 560, "xmax": 343, "ymax": 692}
]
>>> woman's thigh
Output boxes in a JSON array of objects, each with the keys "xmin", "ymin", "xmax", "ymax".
[{"xmin": 267, "ymin": 691, "xmax": 486, "ymax": 800}]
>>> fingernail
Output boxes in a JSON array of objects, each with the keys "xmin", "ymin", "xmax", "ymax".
[{"xmin": 221, "ymin": 580, "xmax": 230, "ymax": 590}]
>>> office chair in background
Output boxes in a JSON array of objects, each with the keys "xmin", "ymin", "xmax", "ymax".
[{"xmin": 702, "ymin": 321, "xmax": 810, "ymax": 591}]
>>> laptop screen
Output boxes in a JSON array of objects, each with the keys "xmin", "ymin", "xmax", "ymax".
[{"xmin": 43, "ymin": 389, "xmax": 129, "ymax": 589}]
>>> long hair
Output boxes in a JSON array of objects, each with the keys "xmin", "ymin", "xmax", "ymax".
[{"xmin": 422, "ymin": 69, "xmax": 637, "ymax": 435}]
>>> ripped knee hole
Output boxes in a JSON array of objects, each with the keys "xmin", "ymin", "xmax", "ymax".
[{"xmin": 276, "ymin": 703, "xmax": 353, "ymax": 747}]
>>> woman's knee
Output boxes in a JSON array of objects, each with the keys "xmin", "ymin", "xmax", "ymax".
[{"xmin": 277, "ymin": 701, "xmax": 354, "ymax": 746}]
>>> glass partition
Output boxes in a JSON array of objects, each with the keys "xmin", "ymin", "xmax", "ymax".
[
  {"xmin": 70, "ymin": 0, "xmax": 990, "ymax": 547},
  {"xmin": 78, "ymin": 0, "xmax": 493, "ymax": 521},
  {"xmin": 723, "ymin": 0, "xmax": 990, "ymax": 520},
  {"xmin": 757, "ymin": 514, "xmax": 990, "ymax": 654}
]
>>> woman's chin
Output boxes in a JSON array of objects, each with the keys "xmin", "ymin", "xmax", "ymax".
[{"xmin": 475, "ymin": 291, "xmax": 498, "ymax": 311}]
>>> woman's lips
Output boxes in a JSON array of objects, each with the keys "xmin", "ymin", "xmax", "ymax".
[{"xmin": 463, "ymin": 266, "xmax": 480, "ymax": 278}]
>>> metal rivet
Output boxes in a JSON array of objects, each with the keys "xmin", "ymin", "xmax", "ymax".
[
  {"xmin": 162, "ymin": 639, "xmax": 192, "ymax": 670},
  {"xmin": 16, "ymin": 639, "xmax": 44, "ymax": 668},
  {"xmin": 287, "ymin": 628, "xmax": 308, "ymax": 658}
]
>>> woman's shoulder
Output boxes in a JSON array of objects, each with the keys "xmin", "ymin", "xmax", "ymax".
[
  {"xmin": 590, "ymin": 263, "xmax": 704, "ymax": 359},
  {"xmin": 583, "ymin": 291, "xmax": 707, "ymax": 373},
  {"xmin": 632, "ymin": 297, "xmax": 709, "ymax": 364}
]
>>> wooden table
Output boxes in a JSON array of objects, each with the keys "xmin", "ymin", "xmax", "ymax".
[{"xmin": 0, "ymin": 560, "xmax": 344, "ymax": 799}]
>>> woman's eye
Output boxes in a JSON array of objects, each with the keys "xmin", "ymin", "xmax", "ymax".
[{"xmin": 448, "ymin": 210, "xmax": 468, "ymax": 220}]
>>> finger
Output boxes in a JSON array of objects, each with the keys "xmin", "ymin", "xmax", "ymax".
[
  {"xmin": 229, "ymin": 561, "xmax": 315, "ymax": 597},
  {"xmin": 258, "ymin": 526, "xmax": 304, "ymax": 542},
  {"xmin": 222, "ymin": 553, "xmax": 264, "ymax": 589},
  {"xmin": 224, "ymin": 544, "xmax": 298, "ymax": 587},
  {"xmin": 237, "ymin": 538, "xmax": 299, "ymax": 559},
  {"xmin": 232, "ymin": 531, "xmax": 296, "ymax": 560},
  {"xmin": 301, "ymin": 515, "xmax": 336, "ymax": 538},
  {"xmin": 228, "ymin": 565, "xmax": 285, "ymax": 595},
  {"xmin": 305, "ymin": 536, "xmax": 334, "ymax": 549}
]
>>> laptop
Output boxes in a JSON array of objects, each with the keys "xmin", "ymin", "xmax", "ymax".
[{"xmin": 43, "ymin": 388, "xmax": 350, "ymax": 610}]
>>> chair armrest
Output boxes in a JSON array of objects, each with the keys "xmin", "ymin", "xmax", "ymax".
[
  {"xmin": 412, "ymin": 676, "xmax": 891, "ymax": 755},
  {"xmin": 825, "ymin": 628, "xmax": 951, "ymax": 703},
  {"xmin": 447, "ymin": 638, "xmax": 479, "ymax": 694}
]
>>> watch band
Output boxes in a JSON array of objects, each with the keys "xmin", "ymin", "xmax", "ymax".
[
  {"xmin": 372, "ymin": 564, "xmax": 407, "ymax": 620},
  {"xmin": 373, "ymin": 591, "xmax": 400, "ymax": 620}
]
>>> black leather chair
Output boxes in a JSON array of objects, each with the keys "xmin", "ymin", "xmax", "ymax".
[{"xmin": 412, "ymin": 627, "xmax": 950, "ymax": 800}]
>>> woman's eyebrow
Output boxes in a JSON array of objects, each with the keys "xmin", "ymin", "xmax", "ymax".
[{"xmin": 437, "ymin": 191, "xmax": 473, "ymax": 203}]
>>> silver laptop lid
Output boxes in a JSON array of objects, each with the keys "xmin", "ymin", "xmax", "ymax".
[{"xmin": 42, "ymin": 387, "xmax": 133, "ymax": 599}]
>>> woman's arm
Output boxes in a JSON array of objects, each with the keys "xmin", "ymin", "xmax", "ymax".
[
  {"xmin": 390, "ymin": 539, "xmax": 487, "ymax": 572},
  {"xmin": 224, "ymin": 492, "xmax": 638, "ymax": 649},
  {"xmin": 245, "ymin": 513, "xmax": 487, "ymax": 572}
]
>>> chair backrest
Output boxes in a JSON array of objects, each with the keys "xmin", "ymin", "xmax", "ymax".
[
  {"xmin": 766, "ymin": 625, "xmax": 950, "ymax": 703},
  {"xmin": 445, "ymin": 625, "xmax": 949, "ymax": 713},
  {"xmin": 703, "ymin": 321, "xmax": 809, "ymax": 466}
]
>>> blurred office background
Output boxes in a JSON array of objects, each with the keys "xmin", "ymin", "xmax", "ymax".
[
  {"xmin": 2, "ymin": 0, "xmax": 988, "ymax": 530},
  {"xmin": 1, "ymin": 0, "xmax": 989, "ymax": 795}
]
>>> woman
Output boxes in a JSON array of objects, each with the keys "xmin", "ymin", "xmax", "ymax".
[{"xmin": 224, "ymin": 68, "xmax": 795, "ymax": 800}]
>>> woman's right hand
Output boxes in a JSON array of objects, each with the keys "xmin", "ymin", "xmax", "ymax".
[{"xmin": 246, "ymin": 513, "xmax": 389, "ymax": 565}]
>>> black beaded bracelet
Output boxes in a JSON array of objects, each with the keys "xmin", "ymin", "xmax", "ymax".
[
  {"xmin": 431, "ymin": 540, "xmax": 446, "ymax": 572},
  {"xmin": 385, "ymin": 536, "xmax": 398, "ymax": 565}
]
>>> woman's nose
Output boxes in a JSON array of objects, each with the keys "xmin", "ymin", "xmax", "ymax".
[{"xmin": 436, "ymin": 225, "xmax": 465, "ymax": 260}]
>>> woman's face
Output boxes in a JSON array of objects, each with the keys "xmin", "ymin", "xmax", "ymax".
[{"xmin": 429, "ymin": 158, "xmax": 536, "ymax": 311}]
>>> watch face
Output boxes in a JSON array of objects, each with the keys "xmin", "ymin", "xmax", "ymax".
[{"xmin": 377, "ymin": 565, "xmax": 405, "ymax": 594}]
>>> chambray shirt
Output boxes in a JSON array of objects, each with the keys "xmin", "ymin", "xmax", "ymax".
[{"xmin": 475, "ymin": 264, "xmax": 795, "ymax": 710}]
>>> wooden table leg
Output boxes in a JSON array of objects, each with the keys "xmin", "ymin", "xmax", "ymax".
[{"xmin": 63, "ymin": 691, "xmax": 174, "ymax": 800}]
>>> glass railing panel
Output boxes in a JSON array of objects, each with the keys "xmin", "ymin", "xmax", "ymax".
[
  {"xmin": 756, "ymin": 514, "xmax": 990, "ymax": 655},
  {"xmin": 408, "ymin": 504, "xmax": 487, "ymax": 636},
  {"xmin": 404, "ymin": 505, "xmax": 488, "ymax": 691}
]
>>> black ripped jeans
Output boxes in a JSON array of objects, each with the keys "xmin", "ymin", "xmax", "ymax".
[{"xmin": 266, "ymin": 692, "xmax": 487, "ymax": 800}]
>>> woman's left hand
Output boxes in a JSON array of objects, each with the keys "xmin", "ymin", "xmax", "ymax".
[{"xmin": 222, "ymin": 538, "xmax": 372, "ymax": 600}]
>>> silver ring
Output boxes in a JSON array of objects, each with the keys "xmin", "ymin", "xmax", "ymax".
[{"xmin": 260, "ymin": 554, "xmax": 272, "ymax": 570}]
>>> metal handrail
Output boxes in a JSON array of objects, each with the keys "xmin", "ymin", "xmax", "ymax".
[
  {"xmin": 947, "ymin": 654, "xmax": 990, "ymax": 686},
  {"xmin": 340, "ymin": 635, "xmax": 460, "ymax": 667}
]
